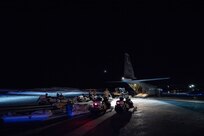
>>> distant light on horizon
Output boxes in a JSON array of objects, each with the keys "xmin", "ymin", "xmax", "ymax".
[
  {"xmin": 122, "ymin": 77, "xmax": 125, "ymax": 80},
  {"xmin": 104, "ymin": 70, "xmax": 107, "ymax": 73}
]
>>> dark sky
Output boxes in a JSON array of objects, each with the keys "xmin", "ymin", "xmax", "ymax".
[{"xmin": 0, "ymin": 1, "xmax": 204, "ymax": 89}]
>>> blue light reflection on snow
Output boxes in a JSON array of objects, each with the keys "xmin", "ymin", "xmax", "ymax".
[
  {"xmin": 7, "ymin": 90, "xmax": 104, "ymax": 97},
  {"xmin": 0, "ymin": 90, "xmax": 104, "ymax": 106},
  {"xmin": 3, "ymin": 115, "xmax": 49, "ymax": 123},
  {"xmin": 0, "ymin": 95, "xmax": 39, "ymax": 105},
  {"xmin": 7, "ymin": 91, "xmax": 89, "ymax": 97}
]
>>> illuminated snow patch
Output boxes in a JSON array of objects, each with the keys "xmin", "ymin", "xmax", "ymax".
[
  {"xmin": 131, "ymin": 98, "xmax": 168, "ymax": 105},
  {"xmin": 0, "ymin": 95, "xmax": 39, "ymax": 103},
  {"xmin": 111, "ymin": 98, "xmax": 118, "ymax": 107},
  {"xmin": 7, "ymin": 91, "xmax": 90, "ymax": 97}
]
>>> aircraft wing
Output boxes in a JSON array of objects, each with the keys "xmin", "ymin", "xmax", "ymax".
[
  {"xmin": 107, "ymin": 77, "xmax": 170, "ymax": 84},
  {"xmin": 128, "ymin": 77, "xmax": 170, "ymax": 83}
]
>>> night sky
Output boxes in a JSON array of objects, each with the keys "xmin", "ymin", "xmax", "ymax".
[{"xmin": 1, "ymin": 1, "xmax": 204, "ymax": 89}]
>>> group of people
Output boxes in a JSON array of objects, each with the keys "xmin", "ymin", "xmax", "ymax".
[
  {"xmin": 76, "ymin": 94, "xmax": 90, "ymax": 102},
  {"xmin": 39, "ymin": 92, "xmax": 66, "ymax": 105}
]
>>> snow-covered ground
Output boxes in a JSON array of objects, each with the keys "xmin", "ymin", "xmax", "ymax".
[
  {"xmin": 0, "ymin": 95, "xmax": 39, "ymax": 106},
  {"xmin": 86, "ymin": 98, "xmax": 204, "ymax": 136},
  {"xmin": 1, "ymin": 98, "xmax": 204, "ymax": 136}
]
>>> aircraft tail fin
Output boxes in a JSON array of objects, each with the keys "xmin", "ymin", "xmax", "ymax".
[{"xmin": 124, "ymin": 53, "xmax": 136, "ymax": 79}]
